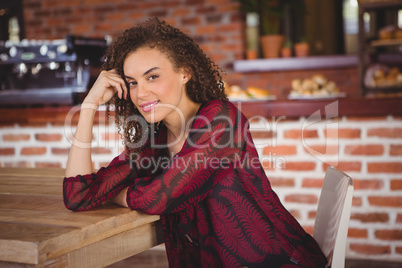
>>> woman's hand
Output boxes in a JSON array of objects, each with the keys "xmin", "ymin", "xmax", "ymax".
[{"xmin": 83, "ymin": 69, "xmax": 128, "ymax": 106}]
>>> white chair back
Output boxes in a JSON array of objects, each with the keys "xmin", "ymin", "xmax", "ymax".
[{"xmin": 313, "ymin": 166, "xmax": 354, "ymax": 268}]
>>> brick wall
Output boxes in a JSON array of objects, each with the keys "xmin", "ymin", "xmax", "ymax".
[
  {"xmin": 22, "ymin": 0, "xmax": 244, "ymax": 76},
  {"xmin": 1, "ymin": 109, "xmax": 402, "ymax": 262}
]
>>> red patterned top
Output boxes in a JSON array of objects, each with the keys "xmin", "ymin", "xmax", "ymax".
[{"xmin": 63, "ymin": 100, "xmax": 327, "ymax": 268}]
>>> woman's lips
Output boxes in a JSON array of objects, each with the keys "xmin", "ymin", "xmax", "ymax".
[{"xmin": 140, "ymin": 101, "xmax": 160, "ymax": 112}]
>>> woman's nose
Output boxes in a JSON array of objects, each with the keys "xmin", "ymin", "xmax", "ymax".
[{"xmin": 136, "ymin": 83, "xmax": 150, "ymax": 99}]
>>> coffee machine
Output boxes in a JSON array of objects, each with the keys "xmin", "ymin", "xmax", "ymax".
[{"xmin": 0, "ymin": 35, "xmax": 108, "ymax": 106}]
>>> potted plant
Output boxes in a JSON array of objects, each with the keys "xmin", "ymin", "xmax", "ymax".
[
  {"xmin": 236, "ymin": 0, "xmax": 306, "ymax": 58},
  {"xmin": 294, "ymin": 37, "xmax": 310, "ymax": 57},
  {"xmin": 281, "ymin": 39, "xmax": 292, "ymax": 58}
]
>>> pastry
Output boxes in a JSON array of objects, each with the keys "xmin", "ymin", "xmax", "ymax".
[{"xmin": 247, "ymin": 86, "xmax": 270, "ymax": 99}]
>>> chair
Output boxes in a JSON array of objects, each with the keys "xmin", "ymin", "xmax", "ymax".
[{"xmin": 313, "ymin": 166, "xmax": 354, "ymax": 268}]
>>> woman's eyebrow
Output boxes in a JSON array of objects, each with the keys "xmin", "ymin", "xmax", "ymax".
[
  {"xmin": 124, "ymin": 67, "xmax": 160, "ymax": 80},
  {"xmin": 143, "ymin": 67, "xmax": 159, "ymax": 76}
]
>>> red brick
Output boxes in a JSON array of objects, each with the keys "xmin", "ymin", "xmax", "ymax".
[
  {"xmin": 172, "ymin": 8, "xmax": 191, "ymax": 16},
  {"xmin": 303, "ymin": 145, "xmax": 339, "ymax": 155},
  {"xmin": 2, "ymin": 134, "xmax": 30, "ymax": 142},
  {"xmin": 196, "ymin": 5, "xmax": 216, "ymax": 14},
  {"xmin": 350, "ymin": 212, "xmax": 389, "ymax": 223},
  {"xmin": 390, "ymin": 145, "xmax": 402, "ymax": 156},
  {"xmin": 396, "ymin": 246, "xmax": 402, "ymax": 254},
  {"xmin": 185, "ymin": 0, "xmax": 204, "ymax": 5},
  {"xmin": 262, "ymin": 145, "xmax": 297, "ymax": 156},
  {"xmin": 51, "ymin": 148, "xmax": 70, "ymax": 155},
  {"xmin": 323, "ymin": 161, "xmax": 361, "ymax": 172},
  {"xmin": 284, "ymin": 129, "xmax": 318, "ymax": 139},
  {"xmin": 375, "ymin": 229, "xmax": 402, "ymax": 240},
  {"xmin": 94, "ymin": 23, "xmax": 115, "ymax": 32},
  {"xmin": 268, "ymin": 177, "xmax": 295, "ymax": 187},
  {"xmin": 391, "ymin": 179, "xmax": 402, "ymax": 190},
  {"xmin": 46, "ymin": 17, "xmax": 63, "ymax": 27},
  {"xmin": 102, "ymin": 132, "xmax": 121, "ymax": 141},
  {"xmin": 21, "ymin": 147, "xmax": 46, "ymax": 155},
  {"xmin": 250, "ymin": 131, "xmax": 275, "ymax": 139},
  {"xmin": 149, "ymin": 10, "xmax": 168, "ymax": 18},
  {"xmin": 196, "ymin": 25, "xmax": 216, "ymax": 35},
  {"xmin": 220, "ymin": 43, "xmax": 243, "ymax": 52},
  {"xmin": 324, "ymin": 128, "xmax": 361, "ymax": 139},
  {"xmin": 302, "ymin": 178, "xmax": 324, "ymax": 188},
  {"xmin": 106, "ymin": 13, "xmax": 124, "ymax": 21},
  {"xmin": 282, "ymin": 162, "xmax": 316, "ymax": 171},
  {"xmin": 353, "ymin": 179, "xmax": 384, "ymax": 190},
  {"xmin": 368, "ymin": 196, "xmax": 402, "ymax": 207},
  {"xmin": 35, "ymin": 162, "xmax": 62, "ymax": 168},
  {"xmin": 368, "ymin": 162, "xmax": 402, "ymax": 173},
  {"xmin": 348, "ymin": 228, "xmax": 368, "ymax": 238},
  {"xmin": 91, "ymin": 147, "xmax": 112, "ymax": 154},
  {"xmin": 284, "ymin": 194, "xmax": 318, "ymax": 204},
  {"xmin": 128, "ymin": 13, "xmax": 144, "ymax": 21},
  {"xmin": 397, "ymin": 214, "xmax": 402, "ymax": 223},
  {"xmin": 344, "ymin": 145, "xmax": 384, "ymax": 156},
  {"xmin": 218, "ymin": 23, "xmax": 242, "ymax": 32},
  {"xmin": 220, "ymin": 2, "xmax": 240, "ymax": 13},
  {"xmin": 346, "ymin": 116, "xmax": 387, "ymax": 121},
  {"xmin": 367, "ymin": 128, "xmax": 402, "ymax": 138},
  {"xmin": 61, "ymin": 0, "xmax": 82, "ymax": 7},
  {"xmin": 308, "ymin": 211, "xmax": 316, "ymax": 219},
  {"xmin": 73, "ymin": 24, "xmax": 92, "ymax": 34},
  {"xmin": 181, "ymin": 17, "xmax": 201, "ymax": 25},
  {"xmin": 0, "ymin": 148, "xmax": 15, "ymax": 155},
  {"xmin": 4, "ymin": 161, "xmax": 32, "ymax": 168},
  {"xmin": 35, "ymin": 133, "xmax": 62, "ymax": 142},
  {"xmin": 350, "ymin": 243, "xmax": 390, "ymax": 255},
  {"xmin": 19, "ymin": 123, "xmax": 47, "ymax": 128},
  {"xmin": 353, "ymin": 197, "xmax": 362, "ymax": 207}
]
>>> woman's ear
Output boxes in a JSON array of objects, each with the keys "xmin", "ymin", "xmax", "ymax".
[{"xmin": 181, "ymin": 68, "xmax": 192, "ymax": 84}]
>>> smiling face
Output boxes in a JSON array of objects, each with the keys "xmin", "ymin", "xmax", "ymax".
[{"xmin": 123, "ymin": 47, "xmax": 193, "ymax": 124}]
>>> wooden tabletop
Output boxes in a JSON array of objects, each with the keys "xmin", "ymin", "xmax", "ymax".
[{"xmin": 0, "ymin": 168, "xmax": 163, "ymax": 268}]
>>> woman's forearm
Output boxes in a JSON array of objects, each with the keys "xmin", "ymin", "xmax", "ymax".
[{"xmin": 65, "ymin": 104, "xmax": 98, "ymax": 178}]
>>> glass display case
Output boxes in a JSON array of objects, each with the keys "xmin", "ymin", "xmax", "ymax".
[{"xmin": 358, "ymin": 0, "xmax": 402, "ymax": 95}]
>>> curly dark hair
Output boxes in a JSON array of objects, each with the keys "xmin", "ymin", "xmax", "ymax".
[{"xmin": 102, "ymin": 17, "xmax": 227, "ymax": 151}]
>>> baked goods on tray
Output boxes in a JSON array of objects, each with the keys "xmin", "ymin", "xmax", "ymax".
[{"xmin": 288, "ymin": 74, "xmax": 343, "ymax": 98}]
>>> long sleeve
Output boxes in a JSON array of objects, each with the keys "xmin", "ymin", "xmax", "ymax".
[
  {"xmin": 126, "ymin": 100, "xmax": 248, "ymax": 215},
  {"xmin": 63, "ymin": 149, "xmax": 132, "ymax": 211}
]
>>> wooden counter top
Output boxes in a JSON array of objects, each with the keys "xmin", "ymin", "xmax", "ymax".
[
  {"xmin": 0, "ymin": 168, "xmax": 163, "ymax": 267},
  {"xmin": 0, "ymin": 97, "xmax": 401, "ymax": 125}
]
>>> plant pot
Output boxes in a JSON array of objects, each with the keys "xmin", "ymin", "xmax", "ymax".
[
  {"xmin": 281, "ymin": 47, "xmax": 292, "ymax": 58},
  {"xmin": 294, "ymin": 42, "xmax": 310, "ymax": 57},
  {"xmin": 260, "ymin": 34, "xmax": 284, "ymax": 58},
  {"xmin": 247, "ymin": 49, "xmax": 258, "ymax": 60}
]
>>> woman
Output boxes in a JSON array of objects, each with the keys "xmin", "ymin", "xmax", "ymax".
[{"xmin": 63, "ymin": 18, "xmax": 327, "ymax": 268}]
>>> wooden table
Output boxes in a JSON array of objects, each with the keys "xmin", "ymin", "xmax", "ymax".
[{"xmin": 0, "ymin": 168, "xmax": 163, "ymax": 267}]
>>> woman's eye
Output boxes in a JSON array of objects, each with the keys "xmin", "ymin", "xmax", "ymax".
[
  {"xmin": 128, "ymin": 81, "xmax": 137, "ymax": 87},
  {"xmin": 148, "ymin": 75, "xmax": 158, "ymax": 81}
]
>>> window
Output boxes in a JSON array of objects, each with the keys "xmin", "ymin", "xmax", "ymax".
[{"xmin": 0, "ymin": 0, "xmax": 24, "ymax": 42}]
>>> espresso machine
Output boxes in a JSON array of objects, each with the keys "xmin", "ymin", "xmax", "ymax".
[{"xmin": 0, "ymin": 35, "xmax": 108, "ymax": 106}]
